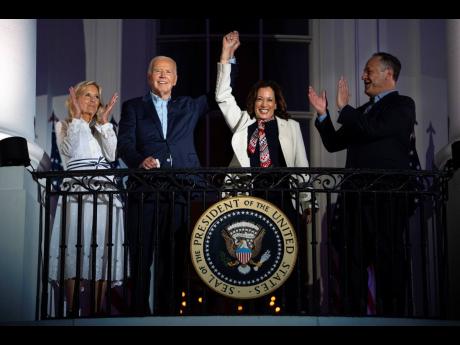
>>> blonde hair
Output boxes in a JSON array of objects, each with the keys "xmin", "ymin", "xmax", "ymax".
[{"xmin": 65, "ymin": 80, "xmax": 104, "ymax": 126}]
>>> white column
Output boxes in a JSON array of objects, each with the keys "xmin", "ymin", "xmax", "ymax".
[
  {"xmin": 0, "ymin": 19, "xmax": 42, "ymax": 322},
  {"xmin": 0, "ymin": 19, "xmax": 45, "ymax": 168},
  {"xmin": 445, "ymin": 19, "xmax": 460, "ymax": 320},
  {"xmin": 0, "ymin": 167, "xmax": 39, "ymax": 322},
  {"xmin": 435, "ymin": 19, "xmax": 460, "ymax": 168},
  {"xmin": 0, "ymin": 20, "xmax": 36, "ymax": 142},
  {"xmin": 447, "ymin": 19, "xmax": 460, "ymax": 142}
]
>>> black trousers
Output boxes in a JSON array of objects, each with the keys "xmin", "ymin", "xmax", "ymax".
[
  {"xmin": 331, "ymin": 191, "xmax": 408, "ymax": 316},
  {"xmin": 127, "ymin": 191, "xmax": 188, "ymax": 315}
]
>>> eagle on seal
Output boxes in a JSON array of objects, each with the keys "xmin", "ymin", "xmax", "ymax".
[{"xmin": 222, "ymin": 224, "xmax": 269, "ymax": 274}]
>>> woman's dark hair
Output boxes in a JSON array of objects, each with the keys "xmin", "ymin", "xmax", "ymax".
[{"xmin": 246, "ymin": 80, "xmax": 290, "ymax": 119}]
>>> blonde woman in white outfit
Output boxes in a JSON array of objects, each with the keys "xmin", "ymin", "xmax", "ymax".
[
  {"xmin": 216, "ymin": 31, "xmax": 313, "ymax": 223},
  {"xmin": 49, "ymin": 81, "xmax": 124, "ymax": 315}
]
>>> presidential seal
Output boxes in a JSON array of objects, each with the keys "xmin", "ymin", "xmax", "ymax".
[{"xmin": 190, "ymin": 196, "xmax": 297, "ymax": 299}]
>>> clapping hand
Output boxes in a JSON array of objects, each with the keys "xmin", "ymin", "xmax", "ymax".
[
  {"xmin": 308, "ymin": 86, "xmax": 327, "ymax": 115},
  {"xmin": 98, "ymin": 93, "xmax": 119, "ymax": 124},
  {"xmin": 337, "ymin": 76, "xmax": 350, "ymax": 111},
  {"xmin": 69, "ymin": 86, "xmax": 82, "ymax": 119}
]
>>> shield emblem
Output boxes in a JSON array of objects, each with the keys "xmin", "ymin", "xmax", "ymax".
[{"xmin": 236, "ymin": 247, "xmax": 252, "ymax": 265}]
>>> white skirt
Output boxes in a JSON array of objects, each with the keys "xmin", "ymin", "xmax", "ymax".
[{"xmin": 48, "ymin": 158, "xmax": 127, "ymax": 285}]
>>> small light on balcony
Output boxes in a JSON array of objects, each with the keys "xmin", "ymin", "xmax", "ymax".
[
  {"xmin": 269, "ymin": 301, "xmax": 275, "ymax": 307},
  {"xmin": 275, "ymin": 307, "xmax": 281, "ymax": 313},
  {"xmin": 179, "ymin": 309, "xmax": 183, "ymax": 315},
  {"xmin": 181, "ymin": 291, "xmax": 186, "ymax": 298},
  {"xmin": 181, "ymin": 301, "xmax": 187, "ymax": 307},
  {"xmin": 237, "ymin": 305, "xmax": 243, "ymax": 312},
  {"xmin": 198, "ymin": 297, "xmax": 203, "ymax": 303},
  {"xmin": 270, "ymin": 296, "xmax": 276, "ymax": 302}
]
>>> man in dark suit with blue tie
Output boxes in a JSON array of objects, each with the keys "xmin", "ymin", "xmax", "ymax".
[
  {"xmin": 118, "ymin": 38, "xmax": 238, "ymax": 315},
  {"xmin": 308, "ymin": 52, "xmax": 417, "ymax": 316}
]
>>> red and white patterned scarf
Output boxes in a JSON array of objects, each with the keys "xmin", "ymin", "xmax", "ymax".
[{"xmin": 247, "ymin": 118, "xmax": 274, "ymax": 168}]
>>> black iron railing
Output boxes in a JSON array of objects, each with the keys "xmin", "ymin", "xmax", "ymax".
[{"xmin": 32, "ymin": 167, "xmax": 451, "ymax": 319}]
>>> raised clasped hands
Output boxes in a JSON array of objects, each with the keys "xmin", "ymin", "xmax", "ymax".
[{"xmin": 221, "ymin": 30, "xmax": 240, "ymax": 64}]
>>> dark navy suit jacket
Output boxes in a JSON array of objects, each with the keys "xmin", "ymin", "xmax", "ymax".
[
  {"xmin": 315, "ymin": 91, "xmax": 416, "ymax": 169},
  {"xmin": 117, "ymin": 93, "xmax": 211, "ymax": 169}
]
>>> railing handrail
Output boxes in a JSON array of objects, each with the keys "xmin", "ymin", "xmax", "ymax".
[{"xmin": 32, "ymin": 166, "xmax": 452, "ymax": 178}]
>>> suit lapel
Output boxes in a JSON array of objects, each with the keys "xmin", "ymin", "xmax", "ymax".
[
  {"xmin": 143, "ymin": 93, "xmax": 164, "ymax": 140},
  {"xmin": 166, "ymin": 98, "xmax": 178, "ymax": 138},
  {"xmin": 277, "ymin": 118, "xmax": 293, "ymax": 166},
  {"xmin": 231, "ymin": 116, "xmax": 255, "ymax": 166}
]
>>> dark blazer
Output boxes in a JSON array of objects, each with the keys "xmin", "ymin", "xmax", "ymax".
[
  {"xmin": 315, "ymin": 91, "xmax": 416, "ymax": 169},
  {"xmin": 317, "ymin": 92, "xmax": 417, "ymax": 315},
  {"xmin": 117, "ymin": 93, "xmax": 213, "ymax": 169}
]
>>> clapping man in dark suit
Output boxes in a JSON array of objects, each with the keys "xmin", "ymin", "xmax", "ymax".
[
  {"xmin": 118, "ymin": 36, "xmax": 238, "ymax": 315},
  {"xmin": 308, "ymin": 52, "xmax": 417, "ymax": 316}
]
